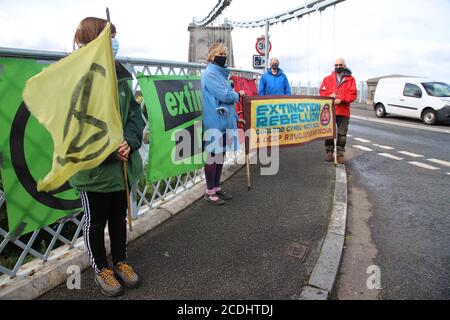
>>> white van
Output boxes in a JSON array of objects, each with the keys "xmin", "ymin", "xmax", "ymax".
[{"xmin": 373, "ymin": 77, "xmax": 450, "ymax": 125}]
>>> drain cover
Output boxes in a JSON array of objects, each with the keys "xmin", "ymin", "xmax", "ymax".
[{"xmin": 286, "ymin": 243, "xmax": 309, "ymax": 261}]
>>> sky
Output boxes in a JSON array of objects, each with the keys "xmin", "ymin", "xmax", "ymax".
[{"xmin": 1, "ymin": 0, "xmax": 450, "ymax": 83}]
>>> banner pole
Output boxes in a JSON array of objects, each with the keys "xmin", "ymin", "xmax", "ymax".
[
  {"xmin": 241, "ymin": 95, "xmax": 251, "ymax": 191},
  {"xmin": 122, "ymin": 161, "xmax": 133, "ymax": 232},
  {"xmin": 334, "ymin": 138, "xmax": 337, "ymax": 166},
  {"xmin": 246, "ymin": 154, "xmax": 251, "ymax": 191}
]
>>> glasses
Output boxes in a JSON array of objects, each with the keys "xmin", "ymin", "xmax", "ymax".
[{"xmin": 335, "ymin": 64, "xmax": 344, "ymax": 67}]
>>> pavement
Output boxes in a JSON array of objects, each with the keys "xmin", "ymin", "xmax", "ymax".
[{"xmin": 39, "ymin": 141, "xmax": 339, "ymax": 300}]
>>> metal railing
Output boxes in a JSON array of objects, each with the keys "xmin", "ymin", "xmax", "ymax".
[
  {"xmin": 291, "ymin": 81, "xmax": 368, "ymax": 103},
  {"xmin": 0, "ymin": 47, "xmax": 261, "ymax": 280}
]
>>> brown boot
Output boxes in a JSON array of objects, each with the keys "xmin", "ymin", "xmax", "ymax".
[
  {"xmin": 337, "ymin": 153, "xmax": 345, "ymax": 164},
  {"xmin": 325, "ymin": 151, "xmax": 334, "ymax": 162}
]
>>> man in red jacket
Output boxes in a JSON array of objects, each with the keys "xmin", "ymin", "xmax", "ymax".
[{"xmin": 320, "ymin": 58, "xmax": 357, "ymax": 164}]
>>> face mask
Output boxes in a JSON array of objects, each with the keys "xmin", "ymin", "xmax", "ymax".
[
  {"xmin": 214, "ymin": 55, "xmax": 227, "ymax": 67},
  {"xmin": 111, "ymin": 38, "xmax": 119, "ymax": 57},
  {"xmin": 271, "ymin": 64, "xmax": 279, "ymax": 70},
  {"xmin": 335, "ymin": 67, "xmax": 345, "ymax": 74}
]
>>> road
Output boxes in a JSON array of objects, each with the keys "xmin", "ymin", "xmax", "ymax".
[{"xmin": 336, "ymin": 104, "xmax": 450, "ymax": 300}]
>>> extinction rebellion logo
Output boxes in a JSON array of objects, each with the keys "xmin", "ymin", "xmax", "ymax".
[{"xmin": 320, "ymin": 104, "xmax": 331, "ymax": 126}]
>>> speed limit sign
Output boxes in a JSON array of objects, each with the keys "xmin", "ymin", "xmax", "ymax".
[{"xmin": 255, "ymin": 37, "xmax": 272, "ymax": 56}]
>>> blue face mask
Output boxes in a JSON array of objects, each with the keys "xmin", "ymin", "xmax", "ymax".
[{"xmin": 111, "ymin": 38, "xmax": 119, "ymax": 57}]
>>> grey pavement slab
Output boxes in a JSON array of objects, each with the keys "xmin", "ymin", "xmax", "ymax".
[{"xmin": 39, "ymin": 142, "xmax": 335, "ymax": 300}]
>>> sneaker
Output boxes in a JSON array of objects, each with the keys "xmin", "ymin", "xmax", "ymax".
[
  {"xmin": 325, "ymin": 151, "xmax": 334, "ymax": 162},
  {"xmin": 113, "ymin": 262, "xmax": 142, "ymax": 289},
  {"xmin": 94, "ymin": 268, "xmax": 124, "ymax": 297},
  {"xmin": 215, "ymin": 190, "xmax": 232, "ymax": 200},
  {"xmin": 204, "ymin": 193, "xmax": 225, "ymax": 206}
]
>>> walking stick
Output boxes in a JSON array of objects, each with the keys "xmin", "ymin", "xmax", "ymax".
[{"xmin": 122, "ymin": 161, "xmax": 133, "ymax": 232}]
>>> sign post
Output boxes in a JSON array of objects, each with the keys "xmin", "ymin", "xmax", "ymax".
[{"xmin": 264, "ymin": 21, "xmax": 270, "ymax": 69}]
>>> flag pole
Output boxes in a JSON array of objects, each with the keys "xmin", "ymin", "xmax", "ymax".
[
  {"xmin": 107, "ymin": 8, "xmax": 130, "ymax": 230},
  {"xmin": 122, "ymin": 161, "xmax": 133, "ymax": 232}
]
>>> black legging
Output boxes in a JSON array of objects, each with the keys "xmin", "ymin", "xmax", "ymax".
[{"xmin": 204, "ymin": 133, "xmax": 227, "ymax": 192}]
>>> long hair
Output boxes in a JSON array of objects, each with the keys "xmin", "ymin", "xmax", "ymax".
[{"xmin": 73, "ymin": 17, "xmax": 116, "ymax": 50}]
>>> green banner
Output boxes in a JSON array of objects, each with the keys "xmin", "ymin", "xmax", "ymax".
[
  {"xmin": 137, "ymin": 75, "xmax": 204, "ymax": 182},
  {"xmin": 0, "ymin": 57, "xmax": 81, "ymax": 236}
]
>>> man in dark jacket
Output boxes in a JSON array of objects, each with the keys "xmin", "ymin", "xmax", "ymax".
[
  {"xmin": 320, "ymin": 58, "xmax": 357, "ymax": 164},
  {"xmin": 258, "ymin": 58, "xmax": 292, "ymax": 96}
]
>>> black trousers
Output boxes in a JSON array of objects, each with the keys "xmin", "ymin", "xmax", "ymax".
[
  {"xmin": 79, "ymin": 190, "xmax": 127, "ymax": 274},
  {"xmin": 325, "ymin": 116, "xmax": 350, "ymax": 154}
]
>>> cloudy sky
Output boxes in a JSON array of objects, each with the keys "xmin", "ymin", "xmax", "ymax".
[{"xmin": 1, "ymin": 0, "xmax": 449, "ymax": 83}]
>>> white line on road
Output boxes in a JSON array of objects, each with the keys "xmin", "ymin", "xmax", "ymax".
[
  {"xmin": 373, "ymin": 144, "xmax": 395, "ymax": 150},
  {"xmin": 353, "ymin": 138, "xmax": 372, "ymax": 143},
  {"xmin": 347, "ymin": 134, "xmax": 353, "ymax": 137},
  {"xmin": 378, "ymin": 153, "xmax": 404, "ymax": 161},
  {"xmin": 408, "ymin": 161, "xmax": 440, "ymax": 170},
  {"xmin": 427, "ymin": 159, "xmax": 450, "ymax": 168},
  {"xmin": 398, "ymin": 151, "xmax": 424, "ymax": 158},
  {"xmin": 351, "ymin": 115, "xmax": 450, "ymax": 134},
  {"xmin": 447, "ymin": 173, "xmax": 450, "ymax": 176},
  {"xmin": 353, "ymin": 145, "xmax": 374, "ymax": 152}
]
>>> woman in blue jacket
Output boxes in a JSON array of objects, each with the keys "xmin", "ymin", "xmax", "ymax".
[{"xmin": 201, "ymin": 43, "xmax": 246, "ymax": 205}]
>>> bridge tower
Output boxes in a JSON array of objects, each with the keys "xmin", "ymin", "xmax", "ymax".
[{"xmin": 188, "ymin": 24, "xmax": 235, "ymax": 67}]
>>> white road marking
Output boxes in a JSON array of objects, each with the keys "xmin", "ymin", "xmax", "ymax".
[
  {"xmin": 373, "ymin": 144, "xmax": 395, "ymax": 150},
  {"xmin": 347, "ymin": 134, "xmax": 353, "ymax": 137},
  {"xmin": 378, "ymin": 153, "xmax": 404, "ymax": 160},
  {"xmin": 427, "ymin": 159, "xmax": 450, "ymax": 168},
  {"xmin": 408, "ymin": 161, "xmax": 440, "ymax": 170},
  {"xmin": 398, "ymin": 151, "xmax": 424, "ymax": 158},
  {"xmin": 351, "ymin": 115, "xmax": 450, "ymax": 134},
  {"xmin": 354, "ymin": 138, "xmax": 372, "ymax": 143},
  {"xmin": 353, "ymin": 145, "xmax": 374, "ymax": 152},
  {"xmin": 447, "ymin": 173, "xmax": 450, "ymax": 176}
]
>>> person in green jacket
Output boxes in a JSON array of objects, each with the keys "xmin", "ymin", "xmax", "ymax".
[{"xmin": 71, "ymin": 17, "xmax": 145, "ymax": 297}]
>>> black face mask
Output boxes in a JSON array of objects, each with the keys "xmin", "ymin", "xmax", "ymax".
[
  {"xmin": 335, "ymin": 67, "xmax": 345, "ymax": 74},
  {"xmin": 214, "ymin": 55, "xmax": 227, "ymax": 67}
]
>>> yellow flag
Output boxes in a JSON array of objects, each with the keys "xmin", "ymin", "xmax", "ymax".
[{"xmin": 23, "ymin": 23, "xmax": 124, "ymax": 192}]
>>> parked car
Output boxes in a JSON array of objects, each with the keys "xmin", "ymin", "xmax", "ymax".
[{"xmin": 373, "ymin": 77, "xmax": 450, "ymax": 125}]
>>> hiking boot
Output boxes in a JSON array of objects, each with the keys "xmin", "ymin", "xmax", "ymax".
[
  {"xmin": 113, "ymin": 262, "xmax": 142, "ymax": 289},
  {"xmin": 216, "ymin": 190, "xmax": 232, "ymax": 200},
  {"xmin": 325, "ymin": 151, "xmax": 334, "ymax": 162},
  {"xmin": 94, "ymin": 268, "xmax": 124, "ymax": 297},
  {"xmin": 204, "ymin": 193, "xmax": 225, "ymax": 206},
  {"xmin": 337, "ymin": 153, "xmax": 345, "ymax": 164}
]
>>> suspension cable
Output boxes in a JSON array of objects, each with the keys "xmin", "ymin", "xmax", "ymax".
[
  {"xmin": 192, "ymin": 0, "xmax": 233, "ymax": 27},
  {"xmin": 224, "ymin": 0, "xmax": 345, "ymax": 28},
  {"xmin": 332, "ymin": 4, "xmax": 336, "ymax": 63}
]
